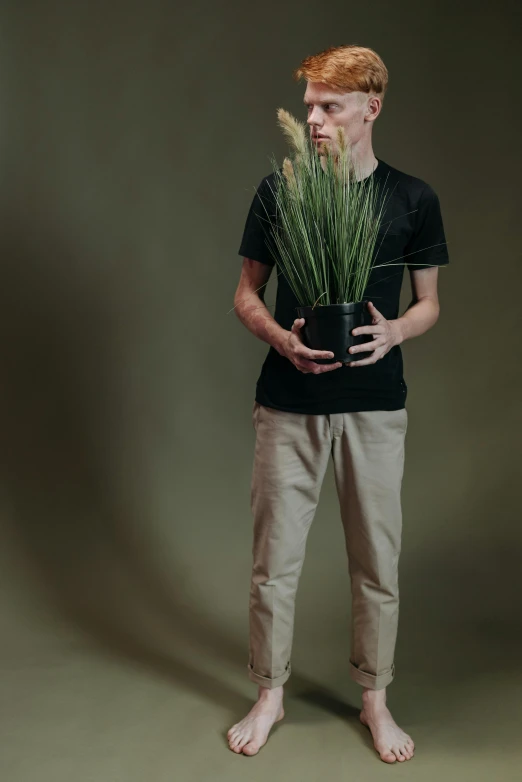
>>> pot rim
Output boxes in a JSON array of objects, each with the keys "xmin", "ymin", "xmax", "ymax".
[{"xmin": 296, "ymin": 301, "xmax": 367, "ymax": 316}]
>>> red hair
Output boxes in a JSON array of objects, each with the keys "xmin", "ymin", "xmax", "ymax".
[{"xmin": 293, "ymin": 45, "xmax": 388, "ymax": 101}]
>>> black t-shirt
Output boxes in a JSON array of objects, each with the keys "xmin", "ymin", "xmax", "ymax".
[{"xmin": 237, "ymin": 157, "xmax": 449, "ymax": 414}]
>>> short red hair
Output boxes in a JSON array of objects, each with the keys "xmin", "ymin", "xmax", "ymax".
[{"xmin": 293, "ymin": 44, "xmax": 388, "ymax": 101}]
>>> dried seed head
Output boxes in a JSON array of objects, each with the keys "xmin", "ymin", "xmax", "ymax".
[
  {"xmin": 276, "ymin": 108, "xmax": 308, "ymax": 159},
  {"xmin": 336, "ymin": 125, "xmax": 348, "ymax": 152},
  {"xmin": 282, "ymin": 157, "xmax": 298, "ymax": 193}
]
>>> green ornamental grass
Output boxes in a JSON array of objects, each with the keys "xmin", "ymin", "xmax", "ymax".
[{"xmin": 256, "ymin": 108, "xmax": 437, "ymax": 309}]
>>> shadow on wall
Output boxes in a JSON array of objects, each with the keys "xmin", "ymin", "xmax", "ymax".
[
  {"xmin": 0, "ymin": 204, "xmax": 250, "ymax": 705},
  {"xmin": 0, "ymin": 203, "xmax": 358, "ymax": 731}
]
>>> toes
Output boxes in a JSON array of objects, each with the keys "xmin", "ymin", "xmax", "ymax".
[
  {"xmin": 242, "ymin": 742, "xmax": 260, "ymax": 756},
  {"xmin": 229, "ymin": 732, "xmax": 244, "ymax": 752},
  {"xmin": 236, "ymin": 735, "xmax": 251, "ymax": 752},
  {"xmin": 381, "ymin": 750, "xmax": 396, "ymax": 763},
  {"xmin": 402, "ymin": 739, "xmax": 414, "ymax": 758}
]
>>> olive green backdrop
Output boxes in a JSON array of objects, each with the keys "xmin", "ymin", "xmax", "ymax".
[{"xmin": 0, "ymin": 1, "xmax": 520, "ymax": 780}]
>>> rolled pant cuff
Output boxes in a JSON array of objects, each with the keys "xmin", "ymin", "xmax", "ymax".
[
  {"xmin": 349, "ymin": 661, "xmax": 395, "ymax": 690},
  {"xmin": 247, "ymin": 663, "xmax": 291, "ymax": 689}
]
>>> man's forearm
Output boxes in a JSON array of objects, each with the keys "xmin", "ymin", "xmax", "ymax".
[
  {"xmin": 234, "ymin": 292, "xmax": 289, "ymax": 355},
  {"xmin": 236, "ymin": 291, "xmax": 439, "ymax": 354},
  {"xmin": 392, "ymin": 297, "xmax": 440, "ymax": 344}
]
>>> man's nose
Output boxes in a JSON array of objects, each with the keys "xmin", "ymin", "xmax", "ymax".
[{"xmin": 307, "ymin": 107, "xmax": 322, "ymax": 126}]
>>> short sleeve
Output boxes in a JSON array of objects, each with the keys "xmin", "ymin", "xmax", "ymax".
[
  {"xmin": 405, "ymin": 184, "xmax": 450, "ymax": 270},
  {"xmin": 237, "ymin": 177, "xmax": 277, "ymax": 267}
]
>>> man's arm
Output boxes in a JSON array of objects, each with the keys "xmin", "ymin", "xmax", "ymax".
[
  {"xmin": 393, "ymin": 266, "xmax": 441, "ymax": 344},
  {"xmin": 349, "ymin": 266, "xmax": 442, "ymax": 366},
  {"xmin": 233, "ymin": 258, "xmax": 288, "ymax": 355},
  {"xmin": 234, "ymin": 258, "xmax": 341, "ymax": 372}
]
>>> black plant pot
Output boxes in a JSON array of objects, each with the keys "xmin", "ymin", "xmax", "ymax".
[{"xmin": 295, "ymin": 301, "xmax": 374, "ymax": 365}]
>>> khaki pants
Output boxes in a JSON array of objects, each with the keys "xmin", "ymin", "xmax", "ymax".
[{"xmin": 248, "ymin": 401, "xmax": 408, "ymax": 691}]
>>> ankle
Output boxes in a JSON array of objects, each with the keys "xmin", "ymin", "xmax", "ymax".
[
  {"xmin": 258, "ymin": 684, "xmax": 283, "ymax": 702},
  {"xmin": 362, "ymin": 687, "xmax": 387, "ymax": 710}
]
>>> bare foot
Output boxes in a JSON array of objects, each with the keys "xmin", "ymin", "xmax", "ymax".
[
  {"xmin": 227, "ymin": 685, "xmax": 285, "ymax": 756},
  {"xmin": 359, "ymin": 689, "xmax": 415, "ymax": 763}
]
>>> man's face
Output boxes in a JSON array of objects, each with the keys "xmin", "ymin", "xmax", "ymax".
[{"xmin": 303, "ymin": 82, "xmax": 379, "ymax": 155}]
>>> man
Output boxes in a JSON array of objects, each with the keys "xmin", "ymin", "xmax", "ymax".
[{"xmin": 227, "ymin": 44, "xmax": 449, "ymax": 763}]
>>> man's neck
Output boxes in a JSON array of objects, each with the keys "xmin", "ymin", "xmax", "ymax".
[{"xmin": 319, "ymin": 147, "xmax": 378, "ymax": 181}]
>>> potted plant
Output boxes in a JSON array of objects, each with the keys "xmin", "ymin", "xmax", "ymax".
[{"xmin": 257, "ymin": 109, "xmax": 410, "ymax": 364}]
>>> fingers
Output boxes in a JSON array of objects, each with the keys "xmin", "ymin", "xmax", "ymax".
[
  {"xmin": 293, "ymin": 341, "xmax": 336, "ymax": 361},
  {"xmin": 297, "ymin": 358, "xmax": 343, "ymax": 374},
  {"xmin": 347, "ymin": 357, "xmax": 377, "ymax": 366},
  {"xmin": 304, "ymin": 348, "xmax": 336, "ymax": 360},
  {"xmin": 352, "ymin": 325, "xmax": 380, "ymax": 336},
  {"xmin": 348, "ymin": 350, "xmax": 386, "ymax": 366},
  {"xmin": 294, "ymin": 343, "xmax": 337, "ymax": 361},
  {"xmin": 368, "ymin": 301, "xmax": 385, "ymax": 320},
  {"xmin": 291, "ymin": 320, "xmax": 334, "ymax": 360},
  {"xmin": 347, "ymin": 338, "xmax": 381, "ymax": 357}
]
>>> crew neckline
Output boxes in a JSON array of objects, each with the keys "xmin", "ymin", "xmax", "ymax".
[{"xmin": 365, "ymin": 157, "xmax": 381, "ymax": 180}]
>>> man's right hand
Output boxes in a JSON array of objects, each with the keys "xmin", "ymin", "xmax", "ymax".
[{"xmin": 278, "ymin": 318, "xmax": 343, "ymax": 374}]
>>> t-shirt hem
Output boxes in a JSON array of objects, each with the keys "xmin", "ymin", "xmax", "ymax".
[{"xmin": 255, "ymin": 388, "xmax": 407, "ymax": 414}]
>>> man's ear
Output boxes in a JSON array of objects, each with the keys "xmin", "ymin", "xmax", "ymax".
[{"xmin": 365, "ymin": 94, "xmax": 381, "ymax": 121}]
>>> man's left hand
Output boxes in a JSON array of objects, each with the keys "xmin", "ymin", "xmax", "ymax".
[{"xmin": 347, "ymin": 301, "xmax": 403, "ymax": 367}]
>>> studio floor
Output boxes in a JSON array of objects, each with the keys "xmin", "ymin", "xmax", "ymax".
[{"xmin": 2, "ymin": 594, "xmax": 521, "ymax": 782}]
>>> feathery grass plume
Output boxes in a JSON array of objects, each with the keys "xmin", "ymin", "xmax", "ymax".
[
  {"xmin": 276, "ymin": 107, "xmax": 308, "ymax": 159},
  {"xmin": 335, "ymin": 125, "xmax": 357, "ymax": 184},
  {"xmin": 282, "ymin": 157, "xmax": 298, "ymax": 196}
]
